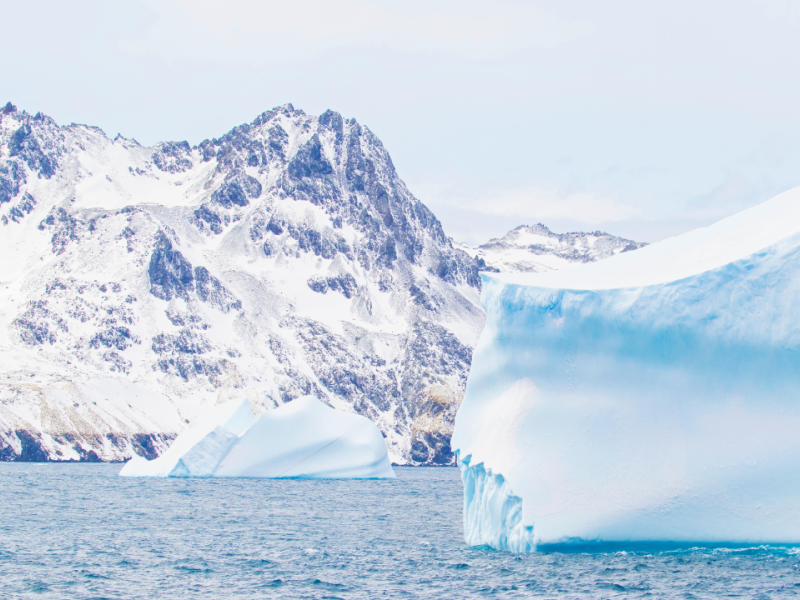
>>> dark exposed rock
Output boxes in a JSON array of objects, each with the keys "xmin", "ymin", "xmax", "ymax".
[
  {"xmin": 212, "ymin": 180, "xmax": 248, "ymax": 208},
  {"xmin": 0, "ymin": 160, "xmax": 25, "ymax": 205},
  {"xmin": 148, "ymin": 233, "xmax": 240, "ymax": 311},
  {"xmin": 276, "ymin": 367, "xmax": 327, "ymax": 403},
  {"xmin": 288, "ymin": 134, "xmax": 333, "ymax": 179},
  {"xmin": 13, "ymin": 430, "xmax": 49, "ymax": 462},
  {"xmin": 155, "ymin": 355, "xmax": 226, "ymax": 383},
  {"xmin": 247, "ymin": 140, "xmax": 267, "ymax": 167},
  {"xmin": 152, "ymin": 141, "xmax": 193, "ymax": 173},
  {"xmin": 247, "ymin": 209, "xmax": 267, "ymax": 242},
  {"xmin": 90, "ymin": 326, "xmax": 136, "ymax": 351},
  {"xmin": 319, "ymin": 110, "xmax": 342, "ymax": 130},
  {"xmin": 152, "ymin": 329, "xmax": 211, "ymax": 355},
  {"xmin": 410, "ymin": 439, "xmax": 430, "ymax": 463},
  {"xmin": 401, "ymin": 329, "xmax": 471, "ymax": 412},
  {"xmin": 148, "ymin": 232, "xmax": 194, "ymax": 301},
  {"xmin": 0, "ymin": 431, "xmax": 175, "ymax": 462},
  {"xmin": 152, "ymin": 327, "xmax": 226, "ymax": 383},
  {"xmin": 165, "ymin": 309, "xmax": 206, "ymax": 328},
  {"xmin": 0, "ymin": 438, "xmax": 17, "ymax": 461},
  {"xmin": 211, "ymin": 172, "xmax": 262, "ymax": 208},
  {"xmin": 307, "ymin": 273, "xmax": 358, "ymax": 299},
  {"xmin": 193, "ymin": 204, "xmax": 224, "ymax": 235},
  {"xmin": 38, "ymin": 207, "xmax": 79, "ymax": 254},
  {"xmin": 131, "ymin": 433, "xmax": 175, "ymax": 460},
  {"xmin": 267, "ymin": 124, "xmax": 288, "ymax": 160},
  {"xmin": 103, "ymin": 350, "xmax": 132, "ymax": 374},
  {"xmin": 7, "ymin": 192, "xmax": 36, "ymax": 223},
  {"xmin": 290, "ymin": 317, "xmax": 400, "ymax": 413},
  {"xmin": 307, "ymin": 276, "xmax": 328, "ymax": 294},
  {"xmin": 394, "ymin": 322, "xmax": 474, "ymax": 465},
  {"xmin": 45, "ymin": 279, "xmax": 68, "ymax": 294},
  {"xmin": 476, "ymin": 256, "xmax": 499, "ymax": 273},
  {"xmin": 8, "ymin": 118, "xmax": 59, "ymax": 179},
  {"xmin": 198, "ymin": 139, "xmax": 216, "ymax": 162},
  {"xmin": 409, "ymin": 284, "xmax": 435, "ymax": 311},
  {"xmin": 116, "ymin": 225, "xmax": 137, "ymax": 252},
  {"xmin": 282, "ymin": 224, "xmax": 352, "ymax": 260},
  {"xmin": 292, "ymin": 226, "xmax": 333, "ymax": 257},
  {"xmin": 194, "ymin": 266, "xmax": 242, "ymax": 312},
  {"xmin": 80, "ymin": 448, "xmax": 102, "ymax": 462},
  {"xmin": 14, "ymin": 300, "xmax": 67, "ymax": 345},
  {"xmin": 410, "ymin": 431, "xmax": 453, "ymax": 465}
]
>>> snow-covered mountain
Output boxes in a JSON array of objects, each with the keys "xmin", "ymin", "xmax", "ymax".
[
  {"xmin": 0, "ymin": 102, "xmax": 483, "ymax": 465},
  {"xmin": 0, "ymin": 101, "xmax": 646, "ymax": 466},
  {"xmin": 456, "ymin": 224, "xmax": 646, "ymax": 274}
]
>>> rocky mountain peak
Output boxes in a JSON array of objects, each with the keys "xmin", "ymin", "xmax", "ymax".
[{"xmin": 0, "ymin": 103, "xmax": 484, "ymax": 466}]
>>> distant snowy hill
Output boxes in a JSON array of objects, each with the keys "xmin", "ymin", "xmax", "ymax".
[
  {"xmin": 456, "ymin": 224, "xmax": 646, "ymax": 274},
  {"xmin": 0, "ymin": 102, "xmax": 482, "ymax": 465}
]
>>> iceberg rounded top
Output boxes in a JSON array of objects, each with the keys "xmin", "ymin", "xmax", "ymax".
[{"xmin": 488, "ymin": 186, "xmax": 800, "ymax": 291}]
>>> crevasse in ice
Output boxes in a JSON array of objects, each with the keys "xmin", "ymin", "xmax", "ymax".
[
  {"xmin": 452, "ymin": 186, "xmax": 800, "ymax": 550},
  {"xmin": 119, "ymin": 396, "xmax": 395, "ymax": 479}
]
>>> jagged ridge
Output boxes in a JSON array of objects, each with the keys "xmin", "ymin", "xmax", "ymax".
[{"xmin": 0, "ymin": 101, "xmax": 483, "ymax": 465}]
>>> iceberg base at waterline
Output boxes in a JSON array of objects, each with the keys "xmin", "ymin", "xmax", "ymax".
[
  {"xmin": 452, "ymin": 187, "xmax": 800, "ymax": 551},
  {"xmin": 458, "ymin": 453, "xmax": 534, "ymax": 553},
  {"xmin": 119, "ymin": 396, "xmax": 396, "ymax": 479}
]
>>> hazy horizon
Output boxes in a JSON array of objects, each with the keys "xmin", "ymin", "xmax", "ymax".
[{"xmin": 4, "ymin": 0, "xmax": 800, "ymax": 245}]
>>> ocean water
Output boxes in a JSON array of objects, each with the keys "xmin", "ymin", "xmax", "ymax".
[{"xmin": 1, "ymin": 464, "xmax": 798, "ymax": 599}]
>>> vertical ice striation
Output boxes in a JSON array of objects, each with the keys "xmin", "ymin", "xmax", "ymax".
[
  {"xmin": 452, "ymin": 187, "xmax": 800, "ymax": 550},
  {"xmin": 459, "ymin": 454, "xmax": 534, "ymax": 552}
]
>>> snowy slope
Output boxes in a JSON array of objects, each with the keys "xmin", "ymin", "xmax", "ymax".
[
  {"xmin": 0, "ymin": 102, "xmax": 483, "ymax": 465},
  {"xmin": 453, "ymin": 185, "xmax": 800, "ymax": 549},
  {"xmin": 455, "ymin": 224, "xmax": 645, "ymax": 274}
]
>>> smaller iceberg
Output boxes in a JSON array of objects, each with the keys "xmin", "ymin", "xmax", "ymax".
[{"xmin": 119, "ymin": 396, "xmax": 395, "ymax": 479}]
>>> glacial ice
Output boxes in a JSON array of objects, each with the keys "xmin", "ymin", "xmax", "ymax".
[
  {"xmin": 120, "ymin": 396, "xmax": 395, "ymax": 479},
  {"xmin": 452, "ymin": 186, "xmax": 800, "ymax": 550}
]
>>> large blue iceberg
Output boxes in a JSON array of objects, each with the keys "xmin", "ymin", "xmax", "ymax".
[
  {"xmin": 452, "ymin": 187, "xmax": 800, "ymax": 551},
  {"xmin": 120, "ymin": 396, "xmax": 395, "ymax": 479}
]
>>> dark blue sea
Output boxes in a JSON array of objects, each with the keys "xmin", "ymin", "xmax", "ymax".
[{"xmin": 1, "ymin": 464, "xmax": 798, "ymax": 599}]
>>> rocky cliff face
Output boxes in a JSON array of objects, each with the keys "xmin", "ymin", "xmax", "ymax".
[
  {"xmin": 0, "ymin": 102, "xmax": 483, "ymax": 465},
  {"xmin": 457, "ymin": 223, "xmax": 646, "ymax": 274}
]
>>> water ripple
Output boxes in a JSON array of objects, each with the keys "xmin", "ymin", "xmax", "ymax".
[{"xmin": 0, "ymin": 464, "xmax": 798, "ymax": 598}]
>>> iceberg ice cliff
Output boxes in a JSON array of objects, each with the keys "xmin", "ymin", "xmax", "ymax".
[
  {"xmin": 120, "ymin": 396, "xmax": 395, "ymax": 479},
  {"xmin": 452, "ymin": 186, "xmax": 800, "ymax": 550}
]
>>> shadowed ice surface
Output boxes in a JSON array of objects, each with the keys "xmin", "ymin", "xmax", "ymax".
[{"xmin": 1, "ymin": 464, "xmax": 799, "ymax": 599}]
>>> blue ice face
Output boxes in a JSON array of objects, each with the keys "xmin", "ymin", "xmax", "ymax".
[{"xmin": 453, "ymin": 234, "xmax": 800, "ymax": 549}]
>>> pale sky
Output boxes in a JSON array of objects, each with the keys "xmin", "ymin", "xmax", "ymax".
[{"xmin": 3, "ymin": 0, "xmax": 800, "ymax": 244}]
